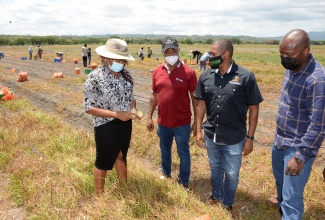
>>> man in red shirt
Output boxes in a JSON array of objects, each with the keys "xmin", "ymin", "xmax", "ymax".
[{"xmin": 147, "ymin": 36, "xmax": 198, "ymax": 188}]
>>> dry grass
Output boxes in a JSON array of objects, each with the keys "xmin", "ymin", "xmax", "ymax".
[{"xmin": 1, "ymin": 43, "xmax": 325, "ymax": 219}]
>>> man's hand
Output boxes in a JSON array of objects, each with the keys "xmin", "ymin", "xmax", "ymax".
[
  {"xmin": 191, "ymin": 122, "xmax": 197, "ymax": 137},
  {"xmin": 147, "ymin": 118, "xmax": 154, "ymax": 132},
  {"xmin": 195, "ymin": 131, "xmax": 205, "ymax": 148},
  {"xmin": 285, "ymin": 157, "xmax": 304, "ymax": 176},
  {"xmin": 242, "ymin": 139, "xmax": 253, "ymax": 156}
]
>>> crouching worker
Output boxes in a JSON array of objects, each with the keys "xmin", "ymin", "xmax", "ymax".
[{"xmin": 83, "ymin": 38, "xmax": 138, "ymax": 194}]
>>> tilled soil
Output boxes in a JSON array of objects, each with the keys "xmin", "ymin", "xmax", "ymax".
[
  {"xmin": 0, "ymin": 57, "xmax": 156, "ymax": 219},
  {"xmin": 0, "ymin": 57, "xmax": 155, "ymax": 132},
  {"xmin": 1, "ymin": 56, "xmax": 323, "ymax": 164},
  {"xmin": 1, "ymin": 56, "xmax": 324, "ymax": 219}
]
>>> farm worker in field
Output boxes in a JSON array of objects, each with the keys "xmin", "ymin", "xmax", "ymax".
[
  {"xmin": 139, "ymin": 47, "xmax": 144, "ymax": 60},
  {"xmin": 82, "ymin": 44, "xmax": 88, "ymax": 67},
  {"xmin": 146, "ymin": 36, "xmax": 198, "ymax": 189},
  {"xmin": 195, "ymin": 38, "xmax": 263, "ymax": 213},
  {"xmin": 28, "ymin": 45, "xmax": 33, "ymax": 60},
  {"xmin": 199, "ymin": 52, "xmax": 210, "ymax": 71},
  {"xmin": 190, "ymin": 50, "xmax": 202, "ymax": 64},
  {"xmin": 83, "ymin": 38, "xmax": 138, "ymax": 194},
  {"xmin": 147, "ymin": 46, "xmax": 152, "ymax": 58},
  {"xmin": 272, "ymin": 29, "xmax": 325, "ymax": 220},
  {"xmin": 87, "ymin": 48, "xmax": 92, "ymax": 66},
  {"xmin": 37, "ymin": 45, "xmax": 43, "ymax": 59}
]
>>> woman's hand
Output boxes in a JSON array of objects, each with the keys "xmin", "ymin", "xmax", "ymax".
[{"xmin": 115, "ymin": 111, "xmax": 139, "ymax": 121}]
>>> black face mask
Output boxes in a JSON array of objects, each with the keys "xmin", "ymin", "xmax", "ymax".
[
  {"xmin": 209, "ymin": 52, "xmax": 225, "ymax": 69},
  {"xmin": 280, "ymin": 48, "xmax": 305, "ymax": 70},
  {"xmin": 280, "ymin": 56, "xmax": 299, "ymax": 70}
]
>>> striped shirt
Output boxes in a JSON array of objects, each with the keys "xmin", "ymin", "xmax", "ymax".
[{"xmin": 274, "ymin": 54, "xmax": 325, "ymax": 162}]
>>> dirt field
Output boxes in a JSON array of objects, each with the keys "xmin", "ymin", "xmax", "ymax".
[
  {"xmin": 0, "ymin": 57, "xmax": 155, "ymax": 132},
  {"xmin": 1, "ymin": 56, "xmax": 324, "ymax": 219},
  {"xmin": 1, "ymin": 55, "xmax": 324, "ymax": 169}
]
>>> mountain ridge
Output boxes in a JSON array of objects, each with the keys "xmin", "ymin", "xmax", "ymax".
[{"xmin": 85, "ymin": 31, "xmax": 325, "ymax": 41}]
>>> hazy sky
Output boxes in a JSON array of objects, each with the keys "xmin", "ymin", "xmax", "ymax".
[{"xmin": 1, "ymin": 0, "xmax": 325, "ymax": 37}]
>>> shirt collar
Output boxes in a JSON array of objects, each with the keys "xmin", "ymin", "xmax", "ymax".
[
  {"xmin": 290, "ymin": 53, "xmax": 314, "ymax": 75},
  {"xmin": 215, "ymin": 61, "xmax": 233, "ymax": 74},
  {"xmin": 164, "ymin": 61, "xmax": 181, "ymax": 75}
]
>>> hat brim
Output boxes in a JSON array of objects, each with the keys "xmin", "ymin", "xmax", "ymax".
[
  {"xmin": 163, "ymin": 45, "xmax": 178, "ymax": 52},
  {"xmin": 95, "ymin": 45, "xmax": 135, "ymax": 61}
]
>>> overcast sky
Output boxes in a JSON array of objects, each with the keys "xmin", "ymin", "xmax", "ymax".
[{"xmin": 1, "ymin": 0, "xmax": 324, "ymax": 38}]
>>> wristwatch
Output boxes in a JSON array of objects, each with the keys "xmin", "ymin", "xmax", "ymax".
[
  {"xmin": 295, "ymin": 157, "xmax": 305, "ymax": 164},
  {"xmin": 246, "ymin": 135, "xmax": 254, "ymax": 140}
]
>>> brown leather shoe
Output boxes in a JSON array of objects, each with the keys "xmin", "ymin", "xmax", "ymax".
[
  {"xmin": 266, "ymin": 197, "xmax": 279, "ymax": 209},
  {"xmin": 207, "ymin": 195, "xmax": 221, "ymax": 205}
]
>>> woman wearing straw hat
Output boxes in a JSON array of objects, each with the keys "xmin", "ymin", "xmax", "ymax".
[{"xmin": 83, "ymin": 38, "xmax": 138, "ymax": 194}]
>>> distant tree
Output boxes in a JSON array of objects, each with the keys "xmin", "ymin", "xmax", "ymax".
[
  {"xmin": 182, "ymin": 38, "xmax": 193, "ymax": 45},
  {"xmin": 312, "ymin": 41, "xmax": 325, "ymax": 45},
  {"xmin": 13, "ymin": 38, "xmax": 26, "ymax": 46},
  {"xmin": 265, "ymin": 39, "xmax": 279, "ymax": 45},
  {"xmin": 109, "ymin": 35, "xmax": 121, "ymax": 39},
  {"xmin": 155, "ymin": 38, "xmax": 163, "ymax": 44},
  {"xmin": 205, "ymin": 38, "xmax": 214, "ymax": 44},
  {"xmin": 44, "ymin": 36, "xmax": 57, "ymax": 45},
  {"xmin": 0, "ymin": 37, "xmax": 10, "ymax": 45},
  {"xmin": 30, "ymin": 36, "xmax": 43, "ymax": 46},
  {"xmin": 230, "ymin": 37, "xmax": 241, "ymax": 44}
]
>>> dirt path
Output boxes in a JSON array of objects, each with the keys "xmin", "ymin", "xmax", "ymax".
[
  {"xmin": 1, "ymin": 57, "xmax": 324, "ymax": 219},
  {"xmin": 0, "ymin": 57, "xmax": 158, "ymax": 219},
  {"xmin": 0, "ymin": 57, "xmax": 155, "ymax": 132},
  {"xmin": 1, "ymin": 57, "xmax": 323, "ymax": 167}
]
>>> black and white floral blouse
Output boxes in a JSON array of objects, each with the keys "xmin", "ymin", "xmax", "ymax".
[{"xmin": 83, "ymin": 65, "xmax": 135, "ymax": 127}]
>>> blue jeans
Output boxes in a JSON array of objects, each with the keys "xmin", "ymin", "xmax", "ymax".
[
  {"xmin": 272, "ymin": 145, "xmax": 314, "ymax": 220},
  {"xmin": 199, "ymin": 61, "xmax": 206, "ymax": 70},
  {"xmin": 157, "ymin": 124, "xmax": 191, "ymax": 185},
  {"xmin": 204, "ymin": 134, "xmax": 245, "ymax": 207}
]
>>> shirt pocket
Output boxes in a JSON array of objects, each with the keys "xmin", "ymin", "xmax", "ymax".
[{"xmin": 227, "ymin": 84, "xmax": 244, "ymax": 102}]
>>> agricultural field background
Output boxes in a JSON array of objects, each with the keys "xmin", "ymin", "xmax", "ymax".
[{"xmin": 0, "ymin": 43, "xmax": 325, "ymax": 220}]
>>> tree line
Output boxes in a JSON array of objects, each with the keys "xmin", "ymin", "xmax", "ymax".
[{"xmin": 0, "ymin": 35, "xmax": 324, "ymax": 46}]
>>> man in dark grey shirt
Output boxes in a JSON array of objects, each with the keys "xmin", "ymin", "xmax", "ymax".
[{"xmin": 195, "ymin": 38, "xmax": 263, "ymax": 213}]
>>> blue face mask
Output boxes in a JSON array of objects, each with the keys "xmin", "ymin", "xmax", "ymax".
[{"xmin": 109, "ymin": 61, "xmax": 124, "ymax": 73}]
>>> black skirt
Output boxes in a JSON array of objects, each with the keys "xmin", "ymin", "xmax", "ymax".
[{"xmin": 94, "ymin": 119, "xmax": 132, "ymax": 170}]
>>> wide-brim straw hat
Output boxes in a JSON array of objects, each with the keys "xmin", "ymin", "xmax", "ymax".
[{"xmin": 96, "ymin": 38, "xmax": 135, "ymax": 61}]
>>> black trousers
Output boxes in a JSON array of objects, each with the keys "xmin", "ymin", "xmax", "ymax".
[{"xmin": 82, "ymin": 56, "xmax": 87, "ymax": 67}]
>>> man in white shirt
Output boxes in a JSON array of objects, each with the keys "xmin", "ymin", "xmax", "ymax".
[{"xmin": 82, "ymin": 44, "xmax": 88, "ymax": 67}]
